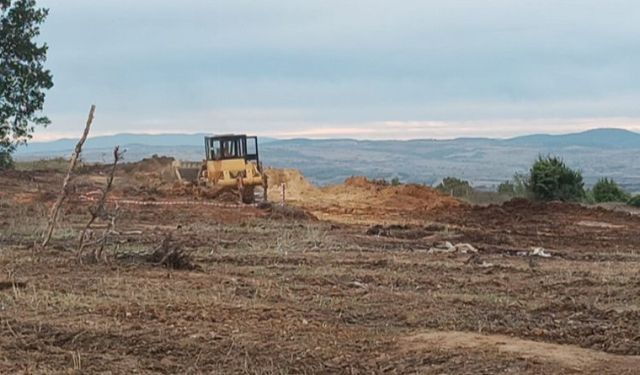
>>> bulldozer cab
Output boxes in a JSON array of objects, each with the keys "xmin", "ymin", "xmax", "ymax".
[{"xmin": 205, "ymin": 135, "xmax": 260, "ymax": 165}]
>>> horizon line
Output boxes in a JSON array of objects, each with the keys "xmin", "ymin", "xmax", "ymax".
[{"xmin": 25, "ymin": 126, "xmax": 639, "ymax": 144}]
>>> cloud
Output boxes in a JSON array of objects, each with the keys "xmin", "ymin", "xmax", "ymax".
[
  {"xmin": 36, "ymin": 0, "xmax": 640, "ymax": 139},
  {"xmin": 31, "ymin": 110, "xmax": 640, "ymax": 142}
]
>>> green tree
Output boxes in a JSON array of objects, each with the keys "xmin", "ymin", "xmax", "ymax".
[
  {"xmin": 592, "ymin": 178, "xmax": 630, "ymax": 203},
  {"xmin": 390, "ymin": 177, "xmax": 401, "ymax": 186},
  {"xmin": 1, "ymin": 0, "xmax": 53, "ymax": 169},
  {"xmin": 436, "ymin": 177, "xmax": 473, "ymax": 198},
  {"xmin": 528, "ymin": 156, "xmax": 585, "ymax": 202}
]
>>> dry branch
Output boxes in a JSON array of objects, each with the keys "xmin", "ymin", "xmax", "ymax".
[
  {"xmin": 41, "ymin": 105, "xmax": 96, "ymax": 248},
  {"xmin": 77, "ymin": 146, "xmax": 123, "ymax": 260},
  {"xmin": 147, "ymin": 233, "xmax": 200, "ymax": 270}
]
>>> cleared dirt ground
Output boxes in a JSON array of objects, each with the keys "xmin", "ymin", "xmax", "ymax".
[{"xmin": 1, "ymin": 162, "xmax": 640, "ymax": 374}]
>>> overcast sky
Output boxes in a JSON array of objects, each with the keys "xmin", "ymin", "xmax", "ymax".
[{"xmin": 35, "ymin": 0, "xmax": 640, "ymax": 140}]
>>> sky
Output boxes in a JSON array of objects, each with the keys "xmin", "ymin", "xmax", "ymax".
[{"xmin": 33, "ymin": 0, "xmax": 640, "ymax": 140}]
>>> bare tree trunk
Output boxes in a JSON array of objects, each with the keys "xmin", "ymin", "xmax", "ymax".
[
  {"xmin": 77, "ymin": 146, "xmax": 123, "ymax": 259},
  {"xmin": 41, "ymin": 105, "xmax": 96, "ymax": 248}
]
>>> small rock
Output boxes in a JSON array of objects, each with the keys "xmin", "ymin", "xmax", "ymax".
[
  {"xmin": 348, "ymin": 281, "xmax": 368, "ymax": 289},
  {"xmin": 530, "ymin": 247, "xmax": 552, "ymax": 258}
]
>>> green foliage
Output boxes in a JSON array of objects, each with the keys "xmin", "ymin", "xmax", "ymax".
[
  {"xmin": 512, "ymin": 173, "xmax": 529, "ymax": 196},
  {"xmin": 1, "ymin": 0, "xmax": 53, "ymax": 158},
  {"xmin": 528, "ymin": 156, "xmax": 585, "ymax": 202},
  {"xmin": 583, "ymin": 189, "xmax": 596, "ymax": 205},
  {"xmin": 628, "ymin": 195, "xmax": 640, "ymax": 208},
  {"xmin": 390, "ymin": 177, "xmax": 401, "ymax": 186},
  {"xmin": 0, "ymin": 149, "xmax": 13, "ymax": 169},
  {"xmin": 497, "ymin": 180, "xmax": 515, "ymax": 195},
  {"xmin": 436, "ymin": 177, "xmax": 472, "ymax": 198},
  {"xmin": 497, "ymin": 173, "xmax": 529, "ymax": 197},
  {"xmin": 592, "ymin": 178, "xmax": 630, "ymax": 203}
]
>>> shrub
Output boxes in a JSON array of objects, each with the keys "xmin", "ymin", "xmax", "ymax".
[
  {"xmin": 497, "ymin": 180, "xmax": 515, "ymax": 195},
  {"xmin": 497, "ymin": 173, "xmax": 529, "ymax": 197},
  {"xmin": 583, "ymin": 189, "xmax": 596, "ymax": 205},
  {"xmin": 436, "ymin": 177, "xmax": 473, "ymax": 198},
  {"xmin": 391, "ymin": 177, "xmax": 401, "ymax": 186},
  {"xmin": 592, "ymin": 178, "xmax": 630, "ymax": 203},
  {"xmin": 528, "ymin": 156, "xmax": 585, "ymax": 202},
  {"xmin": 628, "ymin": 195, "xmax": 640, "ymax": 208},
  {"xmin": 0, "ymin": 151, "xmax": 14, "ymax": 170}
]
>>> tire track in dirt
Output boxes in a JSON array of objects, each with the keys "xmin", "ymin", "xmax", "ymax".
[{"xmin": 401, "ymin": 330, "xmax": 640, "ymax": 374}]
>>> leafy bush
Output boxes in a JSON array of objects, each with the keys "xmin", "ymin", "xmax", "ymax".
[
  {"xmin": 628, "ymin": 195, "xmax": 640, "ymax": 208},
  {"xmin": 391, "ymin": 177, "xmax": 401, "ymax": 186},
  {"xmin": 583, "ymin": 189, "xmax": 596, "ymax": 205},
  {"xmin": 497, "ymin": 173, "xmax": 529, "ymax": 197},
  {"xmin": 497, "ymin": 180, "xmax": 515, "ymax": 195},
  {"xmin": 592, "ymin": 178, "xmax": 630, "ymax": 203},
  {"xmin": 436, "ymin": 177, "xmax": 472, "ymax": 198},
  {"xmin": 0, "ymin": 151, "xmax": 14, "ymax": 170},
  {"xmin": 528, "ymin": 156, "xmax": 585, "ymax": 202}
]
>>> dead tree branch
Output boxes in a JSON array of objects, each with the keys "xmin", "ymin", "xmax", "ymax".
[
  {"xmin": 94, "ymin": 204, "xmax": 120, "ymax": 262},
  {"xmin": 77, "ymin": 146, "xmax": 123, "ymax": 261},
  {"xmin": 42, "ymin": 105, "xmax": 96, "ymax": 248}
]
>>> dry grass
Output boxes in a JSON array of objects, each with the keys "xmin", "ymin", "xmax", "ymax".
[{"xmin": 2, "ymin": 169, "xmax": 640, "ymax": 373}]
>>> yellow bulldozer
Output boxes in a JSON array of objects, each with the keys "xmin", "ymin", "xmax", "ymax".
[{"xmin": 172, "ymin": 134, "xmax": 268, "ymax": 203}]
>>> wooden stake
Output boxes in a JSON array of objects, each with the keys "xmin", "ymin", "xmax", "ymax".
[
  {"xmin": 281, "ymin": 183, "xmax": 286, "ymax": 206},
  {"xmin": 41, "ymin": 105, "xmax": 96, "ymax": 248}
]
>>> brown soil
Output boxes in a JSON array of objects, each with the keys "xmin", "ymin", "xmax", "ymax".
[
  {"xmin": 2, "ymin": 165, "xmax": 640, "ymax": 373},
  {"xmin": 267, "ymin": 170, "xmax": 461, "ymax": 223},
  {"xmin": 266, "ymin": 168, "xmax": 318, "ymax": 201},
  {"xmin": 402, "ymin": 331, "xmax": 640, "ymax": 373}
]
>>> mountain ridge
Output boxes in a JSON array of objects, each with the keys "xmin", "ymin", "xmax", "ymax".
[
  {"xmin": 18, "ymin": 127, "xmax": 640, "ymax": 152},
  {"xmin": 13, "ymin": 128, "xmax": 640, "ymax": 191}
]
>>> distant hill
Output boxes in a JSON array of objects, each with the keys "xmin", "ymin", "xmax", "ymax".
[
  {"xmin": 13, "ymin": 128, "xmax": 640, "ymax": 192},
  {"xmin": 504, "ymin": 128, "xmax": 640, "ymax": 148},
  {"xmin": 18, "ymin": 133, "xmax": 278, "ymax": 153}
]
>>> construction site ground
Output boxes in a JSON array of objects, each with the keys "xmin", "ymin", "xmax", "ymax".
[{"xmin": 1, "ymin": 159, "xmax": 640, "ymax": 374}]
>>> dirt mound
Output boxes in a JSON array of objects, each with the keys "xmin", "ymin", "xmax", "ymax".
[
  {"xmin": 266, "ymin": 171, "xmax": 461, "ymax": 223},
  {"xmin": 266, "ymin": 168, "xmax": 318, "ymax": 201},
  {"xmin": 110, "ymin": 156, "xmax": 179, "ymax": 198},
  {"xmin": 390, "ymin": 184, "xmax": 445, "ymax": 200},
  {"xmin": 344, "ymin": 176, "xmax": 389, "ymax": 189},
  {"xmin": 325, "ymin": 177, "xmax": 460, "ymax": 210},
  {"xmin": 120, "ymin": 155, "xmax": 175, "ymax": 174}
]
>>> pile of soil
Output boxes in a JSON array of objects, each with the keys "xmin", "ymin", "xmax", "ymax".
[
  {"xmin": 112, "ymin": 156, "xmax": 178, "ymax": 198},
  {"xmin": 120, "ymin": 155, "xmax": 175, "ymax": 174},
  {"xmin": 324, "ymin": 176, "xmax": 460, "ymax": 208},
  {"xmin": 268, "ymin": 171, "xmax": 462, "ymax": 223},
  {"xmin": 343, "ymin": 176, "xmax": 389, "ymax": 189},
  {"xmin": 266, "ymin": 168, "xmax": 318, "ymax": 201}
]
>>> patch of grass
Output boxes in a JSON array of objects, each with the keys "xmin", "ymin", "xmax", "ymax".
[{"xmin": 14, "ymin": 157, "xmax": 71, "ymax": 172}]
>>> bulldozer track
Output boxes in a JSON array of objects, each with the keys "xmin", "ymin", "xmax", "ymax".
[{"xmin": 78, "ymin": 192, "xmax": 258, "ymax": 208}]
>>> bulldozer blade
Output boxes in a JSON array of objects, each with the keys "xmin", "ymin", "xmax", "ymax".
[
  {"xmin": 198, "ymin": 185, "xmax": 233, "ymax": 200},
  {"xmin": 172, "ymin": 161, "xmax": 202, "ymax": 183}
]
